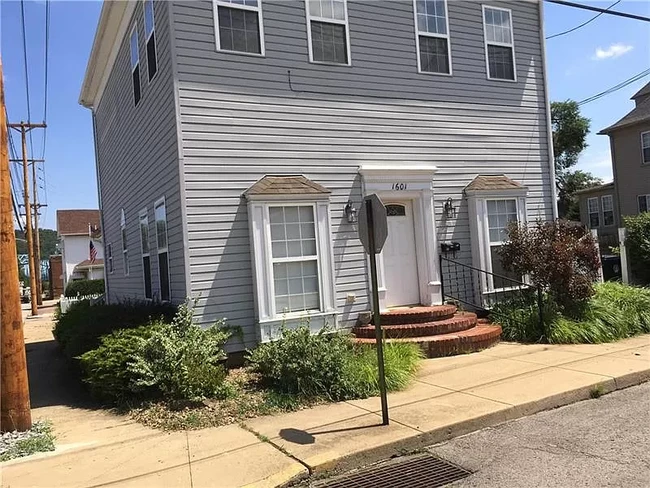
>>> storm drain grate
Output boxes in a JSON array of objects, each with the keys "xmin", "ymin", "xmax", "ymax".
[{"xmin": 316, "ymin": 454, "xmax": 472, "ymax": 488}]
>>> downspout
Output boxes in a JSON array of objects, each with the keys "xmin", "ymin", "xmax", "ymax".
[
  {"xmin": 91, "ymin": 110, "xmax": 110, "ymax": 303},
  {"xmin": 539, "ymin": 0, "xmax": 559, "ymax": 220}
]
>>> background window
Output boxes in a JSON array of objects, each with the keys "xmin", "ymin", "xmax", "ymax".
[
  {"xmin": 642, "ymin": 132, "xmax": 650, "ymax": 164},
  {"xmin": 140, "ymin": 211, "xmax": 152, "ymax": 299},
  {"xmin": 487, "ymin": 199, "xmax": 520, "ymax": 288},
  {"xmin": 130, "ymin": 29, "xmax": 141, "ymax": 105},
  {"xmin": 270, "ymin": 206, "xmax": 320, "ymax": 314},
  {"xmin": 415, "ymin": 0, "xmax": 451, "ymax": 74},
  {"xmin": 307, "ymin": 0, "xmax": 349, "ymax": 64},
  {"xmin": 120, "ymin": 209, "xmax": 129, "ymax": 275},
  {"xmin": 155, "ymin": 199, "xmax": 170, "ymax": 301},
  {"xmin": 588, "ymin": 197, "xmax": 600, "ymax": 228},
  {"xmin": 483, "ymin": 6, "xmax": 515, "ymax": 81},
  {"xmin": 214, "ymin": 0, "xmax": 263, "ymax": 54},
  {"xmin": 638, "ymin": 194, "xmax": 650, "ymax": 213},
  {"xmin": 602, "ymin": 195, "xmax": 614, "ymax": 226},
  {"xmin": 144, "ymin": 0, "xmax": 157, "ymax": 80}
]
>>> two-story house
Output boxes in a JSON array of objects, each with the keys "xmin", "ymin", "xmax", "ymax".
[
  {"xmin": 79, "ymin": 0, "xmax": 556, "ymax": 353},
  {"xmin": 56, "ymin": 210, "xmax": 104, "ymax": 289}
]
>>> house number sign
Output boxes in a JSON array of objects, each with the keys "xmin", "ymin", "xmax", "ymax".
[{"xmin": 391, "ymin": 182, "xmax": 407, "ymax": 190}]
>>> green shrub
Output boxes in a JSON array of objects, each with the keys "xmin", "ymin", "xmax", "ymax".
[
  {"xmin": 53, "ymin": 300, "xmax": 176, "ymax": 360},
  {"xmin": 79, "ymin": 324, "xmax": 165, "ymax": 402},
  {"xmin": 624, "ymin": 212, "xmax": 650, "ymax": 284},
  {"xmin": 248, "ymin": 326, "xmax": 423, "ymax": 401},
  {"xmin": 490, "ymin": 295, "xmax": 561, "ymax": 343},
  {"xmin": 128, "ymin": 303, "xmax": 233, "ymax": 401},
  {"xmin": 64, "ymin": 279, "xmax": 105, "ymax": 297}
]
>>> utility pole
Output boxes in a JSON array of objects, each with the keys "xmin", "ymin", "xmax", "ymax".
[
  {"xmin": 0, "ymin": 57, "xmax": 32, "ymax": 431},
  {"xmin": 31, "ymin": 161, "xmax": 42, "ymax": 306},
  {"xmin": 7, "ymin": 122, "xmax": 46, "ymax": 318}
]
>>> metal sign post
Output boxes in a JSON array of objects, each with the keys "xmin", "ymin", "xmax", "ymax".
[{"xmin": 358, "ymin": 194, "xmax": 389, "ymax": 426}]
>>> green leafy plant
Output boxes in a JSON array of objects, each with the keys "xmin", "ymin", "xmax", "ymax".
[
  {"xmin": 624, "ymin": 212, "xmax": 650, "ymax": 284},
  {"xmin": 64, "ymin": 279, "xmax": 105, "ymax": 297},
  {"xmin": 0, "ymin": 421, "xmax": 55, "ymax": 462}
]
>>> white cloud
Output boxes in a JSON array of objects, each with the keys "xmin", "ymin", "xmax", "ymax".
[
  {"xmin": 576, "ymin": 150, "xmax": 613, "ymax": 181},
  {"xmin": 592, "ymin": 43, "xmax": 634, "ymax": 60}
]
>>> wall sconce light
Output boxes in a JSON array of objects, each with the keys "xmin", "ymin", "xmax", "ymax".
[
  {"xmin": 443, "ymin": 198, "xmax": 456, "ymax": 219},
  {"xmin": 344, "ymin": 200, "xmax": 357, "ymax": 223}
]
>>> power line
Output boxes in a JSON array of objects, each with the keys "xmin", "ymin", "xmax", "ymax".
[
  {"xmin": 578, "ymin": 68, "xmax": 650, "ymax": 105},
  {"xmin": 545, "ymin": 0, "xmax": 650, "ymax": 23},
  {"xmin": 40, "ymin": 0, "xmax": 51, "ymax": 225},
  {"xmin": 19, "ymin": 0, "xmax": 36, "ymax": 168},
  {"xmin": 546, "ymin": 0, "xmax": 621, "ymax": 39}
]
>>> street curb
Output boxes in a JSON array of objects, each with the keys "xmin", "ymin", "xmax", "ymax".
[{"xmin": 289, "ymin": 374, "xmax": 650, "ymax": 482}]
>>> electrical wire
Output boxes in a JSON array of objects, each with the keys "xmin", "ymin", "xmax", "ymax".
[
  {"xmin": 578, "ymin": 68, "xmax": 650, "ymax": 105},
  {"xmin": 19, "ymin": 0, "xmax": 36, "ymax": 162},
  {"xmin": 40, "ymin": 0, "xmax": 51, "ymax": 225},
  {"xmin": 546, "ymin": 0, "xmax": 621, "ymax": 39},
  {"xmin": 6, "ymin": 109, "xmax": 26, "ymax": 232}
]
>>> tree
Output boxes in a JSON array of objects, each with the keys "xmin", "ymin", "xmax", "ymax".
[
  {"xmin": 15, "ymin": 228, "xmax": 58, "ymax": 259},
  {"xmin": 623, "ymin": 213, "xmax": 650, "ymax": 284},
  {"xmin": 551, "ymin": 101, "xmax": 602, "ymax": 219}
]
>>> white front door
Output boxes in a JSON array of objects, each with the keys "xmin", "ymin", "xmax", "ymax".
[{"xmin": 383, "ymin": 201, "xmax": 420, "ymax": 307}]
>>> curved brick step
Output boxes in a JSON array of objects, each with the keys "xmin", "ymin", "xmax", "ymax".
[
  {"xmin": 354, "ymin": 312, "xmax": 477, "ymax": 339},
  {"xmin": 378, "ymin": 305, "xmax": 458, "ymax": 326},
  {"xmin": 354, "ymin": 324, "xmax": 502, "ymax": 358}
]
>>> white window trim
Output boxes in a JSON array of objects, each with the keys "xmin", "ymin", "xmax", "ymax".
[
  {"xmin": 154, "ymin": 196, "xmax": 171, "ymax": 301},
  {"xmin": 467, "ymin": 187, "xmax": 527, "ymax": 295},
  {"xmin": 481, "ymin": 5, "xmax": 517, "ymax": 83},
  {"xmin": 601, "ymin": 195, "xmax": 614, "ymax": 227},
  {"xmin": 305, "ymin": 0, "xmax": 352, "ymax": 66},
  {"xmin": 247, "ymin": 197, "xmax": 337, "ymax": 342},
  {"xmin": 143, "ymin": 0, "xmax": 158, "ymax": 83},
  {"xmin": 213, "ymin": 0, "xmax": 266, "ymax": 57},
  {"xmin": 120, "ymin": 209, "xmax": 129, "ymax": 276},
  {"xmin": 638, "ymin": 194, "xmax": 650, "ymax": 213},
  {"xmin": 588, "ymin": 197, "xmax": 600, "ymax": 228},
  {"xmin": 484, "ymin": 198, "xmax": 522, "ymax": 291},
  {"xmin": 412, "ymin": 0, "xmax": 453, "ymax": 76},
  {"xmin": 139, "ymin": 208, "xmax": 152, "ymax": 300},
  {"xmin": 107, "ymin": 243, "xmax": 114, "ymax": 274},
  {"xmin": 641, "ymin": 130, "xmax": 650, "ymax": 165}
]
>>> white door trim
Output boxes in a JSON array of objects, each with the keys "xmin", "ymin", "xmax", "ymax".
[{"xmin": 359, "ymin": 165, "xmax": 441, "ymax": 311}]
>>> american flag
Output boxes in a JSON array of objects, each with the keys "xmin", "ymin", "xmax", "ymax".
[{"xmin": 89, "ymin": 240, "xmax": 97, "ymax": 263}]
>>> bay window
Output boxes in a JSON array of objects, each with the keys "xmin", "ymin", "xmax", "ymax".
[{"xmin": 486, "ymin": 199, "xmax": 521, "ymax": 289}]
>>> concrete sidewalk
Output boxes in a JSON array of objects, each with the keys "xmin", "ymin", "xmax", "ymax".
[{"xmin": 2, "ymin": 334, "xmax": 649, "ymax": 488}]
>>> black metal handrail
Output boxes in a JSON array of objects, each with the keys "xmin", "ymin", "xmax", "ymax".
[{"xmin": 439, "ymin": 255, "xmax": 544, "ymax": 330}]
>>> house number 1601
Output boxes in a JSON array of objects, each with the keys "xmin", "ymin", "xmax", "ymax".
[{"xmin": 392, "ymin": 182, "xmax": 407, "ymax": 190}]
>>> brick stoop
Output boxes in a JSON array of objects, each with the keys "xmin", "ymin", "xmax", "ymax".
[{"xmin": 354, "ymin": 305, "xmax": 502, "ymax": 358}]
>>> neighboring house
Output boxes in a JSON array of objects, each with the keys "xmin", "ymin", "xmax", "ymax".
[
  {"xmin": 56, "ymin": 210, "xmax": 105, "ymax": 289},
  {"xmin": 599, "ymin": 81, "xmax": 650, "ymax": 221},
  {"xmin": 576, "ymin": 182, "xmax": 618, "ymax": 249},
  {"xmin": 79, "ymin": 0, "xmax": 556, "ymax": 352}
]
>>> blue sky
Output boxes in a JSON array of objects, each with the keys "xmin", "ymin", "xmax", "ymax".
[{"xmin": 1, "ymin": 0, "xmax": 649, "ymax": 230}]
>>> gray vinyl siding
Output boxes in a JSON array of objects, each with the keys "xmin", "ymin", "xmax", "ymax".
[
  {"xmin": 95, "ymin": 1, "xmax": 186, "ymax": 303},
  {"xmin": 171, "ymin": 0, "xmax": 553, "ymax": 349}
]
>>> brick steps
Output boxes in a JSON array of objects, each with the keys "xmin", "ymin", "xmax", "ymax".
[
  {"xmin": 378, "ymin": 305, "xmax": 458, "ymax": 325},
  {"xmin": 354, "ymin": 312, "xmax": 477, "ymax": 339},
  {"xmin": 355, "ymin": 324, "xmax": 502, "ymax": 358}
]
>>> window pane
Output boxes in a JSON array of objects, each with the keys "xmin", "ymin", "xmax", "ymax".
[
  {"xmin": 147, "ymin": 35, "xmax": 157, "ymax": 81},
  {"xmin": 603, "ymin": 211, "xmax": 614, "ymax": 226},
  {"xmin": 130, "ymin": 30, "xmax": 139, "ymax": 68},
  {"xmin": 311, "ymin": 21, "xmax": 347, "ymax": 64},
  {"xmin": 270, "ymin": 206, "xmax": 317, "ymax": 259},
  {"xmin": 132, "ymin": 66, "xmax": 141, "ymax": 105},
  {"xmin": 590, "ymin": 213, "xmax": 600, "ymax": 228},
  {"xmin": 140, "ymin": 218, "xmax": 149, "ymax": 254},
  {"xmin": 144, "ymin": 0, "xmax": 155, "ymax": 37},
  {"xmin": 218, "ymin": 6, "xmax": 261, "ymax": 54},
  {"xmin": 417, "ymin": 0, "xmax": 447, "ymax": 35},
  {"xmin": 143, "ymin": 255, "xmax": 152, "ymax": 299},
  {"xmin": 419, "ymin": 36, "xmax": 449, "ymax": 74},
  {"xmin": 158, "ymin": 251, "xmax": 170, "ymax": 301},
  {"xmin": 487, "ymin": 44, "xmax": 514, "ymax": 80},
  {"xmin": 490, "ymin": 245, "xmax": 521, "ymax": 289},
  {"xmin": 644, "ymin": 147, "xmax": 650, "ymax": 164},
  {"xmin": 487, "ymin": 199, "xmax": 518, "ymax": 244},
  {"xmin": 273, "ymin": 260, "xmax": 320, "ymax": 313},
  {"xmin": 155, "ymin": 202, "xmax": 167, "ymax": 249},
  {"xmin": 639, "ymin": 195, "xmax": 649, "ymax": 213},
  {"xmin": 484, "ymin": 7, "xmax": 511, "ymax": 44}
]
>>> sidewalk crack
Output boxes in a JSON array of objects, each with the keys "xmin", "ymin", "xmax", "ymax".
[{"xmin": 185, "ymin": 431, "xmax": 194, "ymax": 488}]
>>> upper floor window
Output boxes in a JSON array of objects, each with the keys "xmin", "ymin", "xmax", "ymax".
[
  {"xmin": 639, "ymin": 194, "xmax": 650, "ymax": 213},
  {"xmin": 414, "ymin": 0, "xmax": 451, "ymax": 75},
  {"xmin": 482, "ymin": 6, "xmax": 516, "ymax": 81},
  {"xmin": 214, "ymin": 0, "xmax": 265, "ymax": 55},
  {"xmin": 306, "ymin": 0, "xmax": 350, "ymax": 65},
  {"xmin": 130, "ymin": 29, "xmax": 141, "ymax": 106},
  {"xmin": 601, "ymin": 195, "xmax": 614, "ymax": 226},
  {"xmin": 642, "ymin": 131, "xmax": 650, "ymax": 164},
  {"xmin": 121, "ymin": 209, "xmax": 129, "ymax": 275},
  {"xmin": 155, "ymin": 198, "xmax": 170, "ymax": 301},
  {"xmin": 144, "ymin": 0, "xmax": 157, "ymax": 81},
  {"xmin": 588, "ymin": 197, "xmax": 599, "ymax": 228}
]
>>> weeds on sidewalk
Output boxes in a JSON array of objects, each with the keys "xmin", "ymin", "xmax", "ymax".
[{"xmin": 0, "ymin": 421, "xmax": 55, "ymax": 462}]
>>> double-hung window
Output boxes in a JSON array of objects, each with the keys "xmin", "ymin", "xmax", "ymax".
[
  {"xmin": 214, "ymin": 0, "xmax": 264, "ymax": 55},
  {"xmin": 144, "ymin": 0, "xmax": 157, "ymax": 81},
  {"xmin": 306, "ymin": 0, "xmax": 350, "ymax": 65},
  {"xmin": 588, "ymin": 197, "xmax": 600, "ymax": 228},
  {"xmin": 130, "ymin": 28, "xmax": 141, "ymax": 106},
  {"xmin": 120, "ymin": 209, "xmax": 129, "ymax": 275},
  {"xmin": 642, "ymin": 131, "xmax": 650, "ymax": 164},
  {"xmin": 414, "ymin": 0, "xmax": 452, "ymax": 75},
  {"xmin": 139, "ymin": 209, "xmax": 152, "ymax": 299},
  {"xmin": 638, "ymin": 194, "xmax": 650, "ymax": 213},
  {"xmin": 486, "ymin": 199, "xmax": 520, "ymax": 289},
  {"xmin": 154, "ymin": 198, "xmax": 170, "ymax": 301},
  {"xmin": 270, "ymin": 206, "xmax": 320, "ymax": 314},
  {"xmin": 107, "ymin": 244, "xmax": 114, "ymax": 274},
  {"xmin": 482, "ymin": 6, "xmax": 516, "ymax": 81},
  {"xmin": 602, "ymin": 195, "xmax": 614, "ymax": 226}
]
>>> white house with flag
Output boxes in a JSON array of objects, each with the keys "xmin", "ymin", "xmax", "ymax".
[{"xmin": 56, "ymin": 210, "xmax": 105, "ymax": 289}]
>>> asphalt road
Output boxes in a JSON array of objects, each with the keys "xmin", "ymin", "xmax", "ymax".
[{"xmin": 429, "ymin": 382, "xmax": 650, "ymax": 487}]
